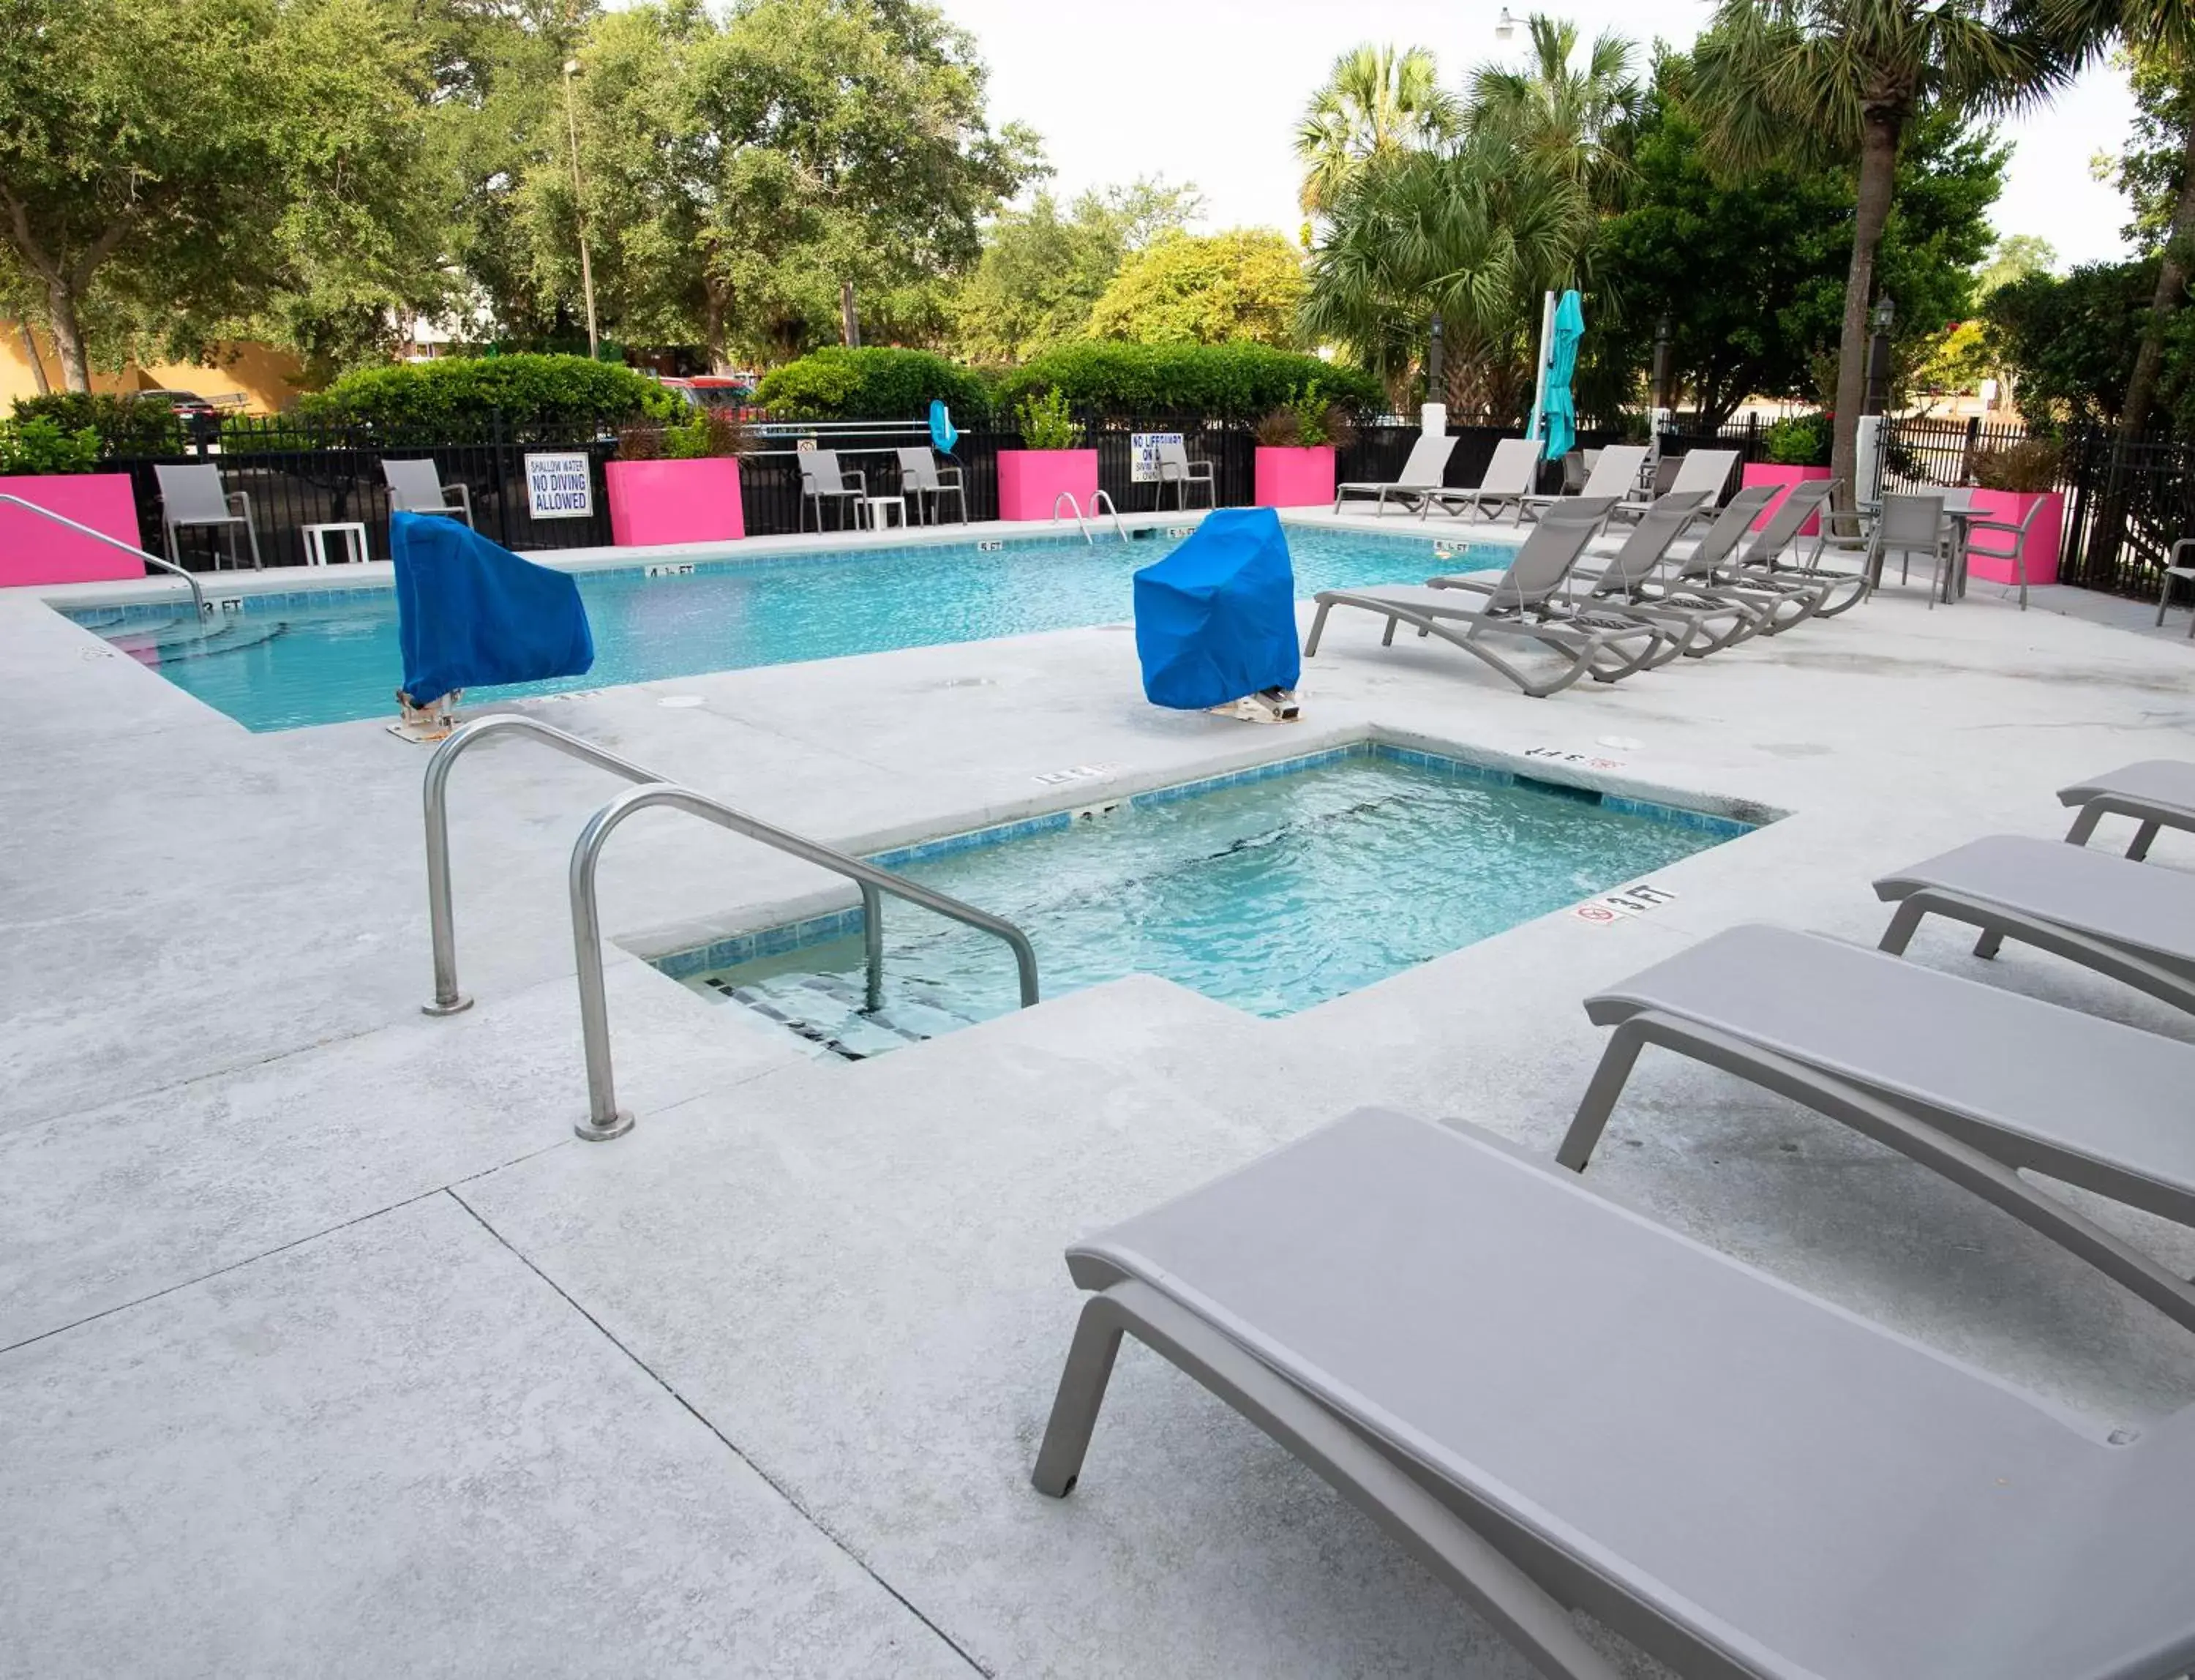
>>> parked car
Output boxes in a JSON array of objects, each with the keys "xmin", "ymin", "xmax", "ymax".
[{"xmin": 658, "ymin": 375, "xmax": 754, "ymax": 411}]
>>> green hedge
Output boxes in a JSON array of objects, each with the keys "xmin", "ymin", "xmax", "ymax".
[
  {"xmin": 297, "ymin": 353, "xmax": 678, "ymax": 432},
  {"xmin": 991, "ymin": 342, "xmax": 1383, "ymax": 421},
  {"xmin": 753, "ymin": 348, "xmax": 991, "ymax": 421},
  {"xmin": 10, "ymin": 392, "xmax": 186, "ymax": 457}
]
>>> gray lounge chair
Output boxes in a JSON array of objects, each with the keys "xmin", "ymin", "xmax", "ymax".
[
  {"xmin": 1562, "ymin": 923, "xmax": 2195, "ymax": 1335},
  {"xmin": 1332, "ymin": 433, "xmax": 1457, "ymax": 517},
  {"xmin": 1517, "ymin": 443, "xmax": 1646, "ymax": 523},
  {"xmin": 154, "ymin": 462, "xmax": 262, "ymax": 571},
  {"xmin": 1876, "ymin": 833, "xmax": 2195, "ymax": 1017},
  {"xmin": 896, "ymin": 446, "xmax": 966, "ymax": 525},
  {"xmin": 1304, "ymin": 504, "xmax": 1670, "ymax": 697},
  {"xmin": 2060, "ymin": 760, "xmax": 2195, "ymax": 860},
  {"xmin": 1663, "ymin": 484, "xmax": 1866, "ymax": 631},
  {"xmin": 1553, "ymin": 489, "xmax": 1761, "ymax": 659},
  {"xmin": 1153, "ymin": 438, "xmax": 1215, "ymax": 511},
  {"xmin": 1424, "ymin": 437, "xmax": 1542, "ymax": 523},
  {"xmin": 1617, "ymin": 447, "xmax": 1738, "ymax": 521},
  {"xmin": 1033, "ymin": 1106, "xmax": 2195, "ymax": 1680},
  {"xmin": 380, "ymin": 457, "xmax": 473, "ymax": 528},
  {"xmin": 798, "ymin": 448, "xmax": 868, "ymax": 531},
  {"xmin": 1735, "ymin": 479, "xmax": 1834, "ymax": 571}
]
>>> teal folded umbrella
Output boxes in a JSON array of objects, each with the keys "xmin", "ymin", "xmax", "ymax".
[{"xmin": 1542, "ymin": 289, "xmax": 1584, "ymax": 462}]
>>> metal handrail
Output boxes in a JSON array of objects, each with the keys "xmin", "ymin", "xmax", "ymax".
[
  {"xmin": 1, "ymin": 492, "xmax": 209, "ymax": 619},
  {"xmin": 1051, "ymin": 490, "xmax": 1092, "ymax": 544},
  {"xmin": 420, "ymin": 713, "xmax": 678, "ymax": 1016},
  {"xmin": 568, "ymin": 782, "xmax": 1041, "ymax": 1141},
  {"xmin": 1088, "ymin": 490, "xmax": 1128, "ymax": 541}
]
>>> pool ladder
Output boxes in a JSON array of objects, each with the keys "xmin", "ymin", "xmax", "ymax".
[
  {"xmin": 1, "ymin": 492, "xmax": 209, "ymax": 620},
  {"xmin": 1051, "ymin": 490, "xmax": 1127, "ymax": 544},
  {"xmin": 419, "ymin": 714, "xmax": 1040, "ymax": 1141}
]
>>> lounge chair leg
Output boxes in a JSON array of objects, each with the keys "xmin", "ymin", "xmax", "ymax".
[
  {"xmin": 1877, "ymin": 900, "xmax": 1929, "ymax": 956},
  {"xmin": 1556, "ymin": 1021, "xmax": 1649, "ymax": 1171},
  {"xmin": 2129, "ymin": 820, "xmax": 2161, "ymax": 863},
  {"xmin": 1032, "ymin": 1292, "xmax": 1127, "ymax": 1498},
  {"xmin": 1973, "ymin": 929, "xmax": 2004, "ymax": 960},
  {"xmin": 1303, "ymin": 602, "xmax": 1332, "ymax": 656},
  {"xmin": 1383, "ymin": 617, "xmax": 1399, "ymax": 648},
  {"xmin": 2063, "ymin": 806, "xmax": 2106, "ymax": 847}
]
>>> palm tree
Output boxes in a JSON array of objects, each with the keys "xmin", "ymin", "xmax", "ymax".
[
  {"xmin": 1468, "ymin": 13, "xmax": 1643, "ymax": 207},
  {"xmin": 1302, "ymin": 128, "xmax": 1596, "ymax": 419},
  {"xmin": 2027, "ymin": 0, "xmax": 2195, "ymax": 438},
  {"xmin": 1294, "ymin": 45, "xmax": 1460, "ymax": 217},
  {"xmin": 1689, "ymin": 1, "xmax": 2075, "ymax": 500}
]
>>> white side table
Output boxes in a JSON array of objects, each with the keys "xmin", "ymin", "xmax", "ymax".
[
  {"xmin": 858, "ymin": 496, "xmax": 907, "ymax": 532},
  {"xmin": 303, "ymin": 521, "xmax": 369, "ymax": 566}
]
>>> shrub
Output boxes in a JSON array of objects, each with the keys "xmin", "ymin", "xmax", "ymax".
[
  {"xmin": 617, "ymin": 408, "xmax": 751, "ymax": 461},
  {"xmin": 1253, "ymin": 381, "xmax": 1359, "ymax": 449},
  {"xmin": 753, "ymin": 347, "xmax": 991, "ymax": 421},
  {"xmin": 1970, "ymin": 437, "xmax": 2063, "ymax": 493},
  {"xmin": 11, "ymin": 391, "xmax": 185, "ymax": 456},
  {"xmin": 993, "ymin": 342, "xmax": 1382, "ymax": 421},
  {"xmin": 1013, "ymin": 387, "xmax": 1085, "ymax": 450},
  {"xmin": 1762, "ymin": 413, "xmax": 1831, "ymax": 468},
  {"xmin": 298, "ymin": 353, "xmax": 678, "ymax": 434},
  {"xmin": 0, "ymin": 416, "xmax": 104, "ymax": 474}
]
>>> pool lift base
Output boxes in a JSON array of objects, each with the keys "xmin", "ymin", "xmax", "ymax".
[
  {"xmin": 389, "ymin": 687, "xmax": 462, "ymax": 744},
  {"xmin": 1211, "ymin": 687, "xmax": 1300, "ymax": 724}
]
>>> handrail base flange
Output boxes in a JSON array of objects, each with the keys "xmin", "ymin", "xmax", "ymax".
[
  {"xmin": 575, "ymin": 1109, "xmax": 636, "ymax": 1143},
  {"xmin": 421, "ymin": 995, "xmax": 475, "ymax": 1017}
]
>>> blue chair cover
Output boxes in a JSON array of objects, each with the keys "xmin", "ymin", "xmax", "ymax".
[
  {"xmin": 928, "ymin": 400, "xmax": 959, "ymax": 455},
  {"xmin": 391, "ymin": 510, "xmax": 594, "ymax": 705},
  {"xmin": 1133, "ymin": 508, "xmax": 1300, "ymax": 710}
]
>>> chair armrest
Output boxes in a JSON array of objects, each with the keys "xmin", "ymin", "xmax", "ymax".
[
  {"xmin": 1965, "ymin": 519, "xmax": 2019, "ymax": 538},
  {"xmin": 935, "ymin": 465, "xmax": 963, "ymax": 487},
  {"xmin": 228, "ymin": 491, "xmax": 253, "ymax": 522},
  {"xmin": 2170, "ymin": 536, "xmax": 2195, "ymax": 567},
  {"xmin": 841, "ymin": 468, "xmax": 868, "ymax": 492}
]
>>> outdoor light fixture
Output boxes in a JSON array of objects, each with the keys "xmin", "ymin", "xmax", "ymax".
[
  {"xmin": 562, "ymin": 57, "xmax": 601, "ymax": 359},
  {"xmin": 1496, "ymin": 7, "xmax": 1517, "ymax": 40},
  {"xmin": 1871, "ymin": 294, "xmax": 1896, "ymax": 336},
  {"xmin": 1864, "ymin": 293, "xmax": 1896, "ymax": 416}
]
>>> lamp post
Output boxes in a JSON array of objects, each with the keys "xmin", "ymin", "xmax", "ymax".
[
  {"xmin": 562, "ymin": 57, "xmax": 601, "ymax": 360},
  {"xmin": 1864, "ymin": 293, "xmax": 1894, "ymax": 416},
  {"xmin": 1495, "ymin": 7, "xmax": 1517, "ymax": 39},
  {"xmin": 1427, "ymin": 313, "xmax": 1444, "ymax": 397},
  {"xmin": 1650, "ymin": 313, "xmax": 1673, "ymax": 415}
]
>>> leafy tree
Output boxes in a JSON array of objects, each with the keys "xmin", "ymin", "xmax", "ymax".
[
  {"xmin": 1688, "ymin": 1, "xmax": 2076, "ymax": 499},
  {"xmin": 1983, "ymin": 256, "xmax": 2195, "ymax": 427},
  {"xmin": 1294, "ymin": 45, "xmax": 1458, "ymax": 217},
  {"xmin": 949, "ymin": 179, "xmax": 1201, "ymax": 363},
  {"xmin": 0, "ymin": 0, "xmax": 453, "ymax": 389},
  {"xmin": 544, "ymin": 0, "xmax": 1039, "ymax": 370},
  {"xmin": 1085, "ymin": 230, "xmax": 1306, "ymax": 348},
  {"xmin": 1467, "ymin": 14, "xmax": 1643, "ymax": 206},
  {"xmin": 1978, "ymin": 231, "xmax": 2057, "ymax": 291}
]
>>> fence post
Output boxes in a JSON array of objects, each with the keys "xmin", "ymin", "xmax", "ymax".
[
  {"xmin": 1745, "ymin": 413, "xmax": 1759, "ymax": 461},
  {"xmin": 491, "ymin": 409, "xmax": 514, "ymax": 549}
]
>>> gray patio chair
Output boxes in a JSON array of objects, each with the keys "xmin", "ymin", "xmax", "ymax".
[
  {"xmin": 2060, "ymin": 760, "xmax": 2195, "ymax": 860},
  {"xmin": 1153, "ymin": 439, "xmax": 1215, "ymax": 511},
  {"xmin": 1423, "ymin": 437, "xmax": 1543, "ymax": 523},
  {"xmin": 895, "ymin": 446, "xmax": 966, "ymax": 525},
  {"xmin": 1875, "ymin": 833, "xmax": 2195, "ymax": 1018},
  {"xmin": 1332, "ymin": 433, "xmax": 1457, "ymax": 517},
  {"xmin": 1032, "ymin": 1106, "xmax": 2195, "ymax": 1680},
  {"xmin": 1304, "ymin": 503, "xmax": 1670, "ymax": 697},
  {"xmin": 1864, "ymin": 492, "xmax": 1951, "ymax": 606},
  {"xmin": 1963, "ymin": 493, "xmax": 2052, "ymax": 610},
  {"xmin": 1561, "ymin": 922, "xmax": 2195, "ymax": 1335},
  {"xmin": 2153, "ymin": 536, "xmax": 2195, "ymax": 637},
  {"xmin": 1556, "ymin": 490, "xmax": 1760, "ymax": 659},
  {"xmin": 154, "ymin": 462, "xmax": 262, "ymax": 571},
  {"xmin": 798, "ymin": 448, "xmax": 866, "ymax": 532},
  {"xmin": 1656, "ymin": 484, "xmax": 1841, "ymax": 635},
  {"xmin": 380, "ymin": 457, "xmax": 473, "ymax": 528},
  {"xmin": 1517, "ymin": 444, "xmax": 1646, "ymax": 523}
]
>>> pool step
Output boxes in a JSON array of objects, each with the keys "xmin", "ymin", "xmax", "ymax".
[{"xmin": 700, "ymin": 970, "xmax": 983, "ymax": 1061}]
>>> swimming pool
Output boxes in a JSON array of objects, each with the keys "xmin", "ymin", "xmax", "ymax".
[
  {"xmin": 69, "ymin": 525, "xmax": 1505, "ymax": 731},
  {"xmin": 655, "ymin": 742, "xmax": 1755, "ymax": 1057}
]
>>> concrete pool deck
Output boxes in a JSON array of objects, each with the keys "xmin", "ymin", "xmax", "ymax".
[{"xmin": 4, "ymin": 520, "xmax": 2194, "ymax": 1677}]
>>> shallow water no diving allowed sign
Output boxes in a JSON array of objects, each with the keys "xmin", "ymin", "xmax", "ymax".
[{"xmin": 524, "ymin": 451, "xmax": 594, "ymax": 520}]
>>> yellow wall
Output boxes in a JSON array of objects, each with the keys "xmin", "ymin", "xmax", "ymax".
[{"xmin": 1, "ymin": 321, "xmax": 307, "ymax": 414}]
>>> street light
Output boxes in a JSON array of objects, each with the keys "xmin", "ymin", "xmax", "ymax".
[
  {"xmin": 1495, "ymin": 7, "xmax": 1517, "ymax": 39},
  {"xmin": 1864, "ymin": 293, "xmax": 1895, "ymax": 416},
  {"xmin": 562, "ymin": 57, "xmax": 601, "ymax": 360}
]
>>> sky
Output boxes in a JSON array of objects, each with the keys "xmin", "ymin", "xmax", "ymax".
[{"xmin": 933, "ymin": 0, "xmax": 2142, "ymax": 271}]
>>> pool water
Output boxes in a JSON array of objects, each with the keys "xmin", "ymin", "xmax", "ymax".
[
  {"xmin": 661, "ymin": 746, "xmax": 1750, "ymax": 1058},
  {"xmin": 75, "ymin": 525, "xmax": 1501, "ymax": 731}
]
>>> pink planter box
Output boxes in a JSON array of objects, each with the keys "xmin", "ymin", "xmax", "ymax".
[
  {"xmin": 1740, "ymin": 463, "xmax": 1831, "ymax": 535},
  {"xmin": 1962, "ymin": 488, "xmax": 2063, "ymax": 588},
  {"xmin": 1254, "ymin": 446, "xmax": 1336, "ymax": 509},
  {"xmin": 996, "ymin": 449, "xmax": 1098, "ymax": 522},
  {"xmin": 605, "ymin": 457, "xmax": 745, "ymax": 547},
  {"xmin": 0, "ymin": 473, "xmax": 146, "ymax": 585}
]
